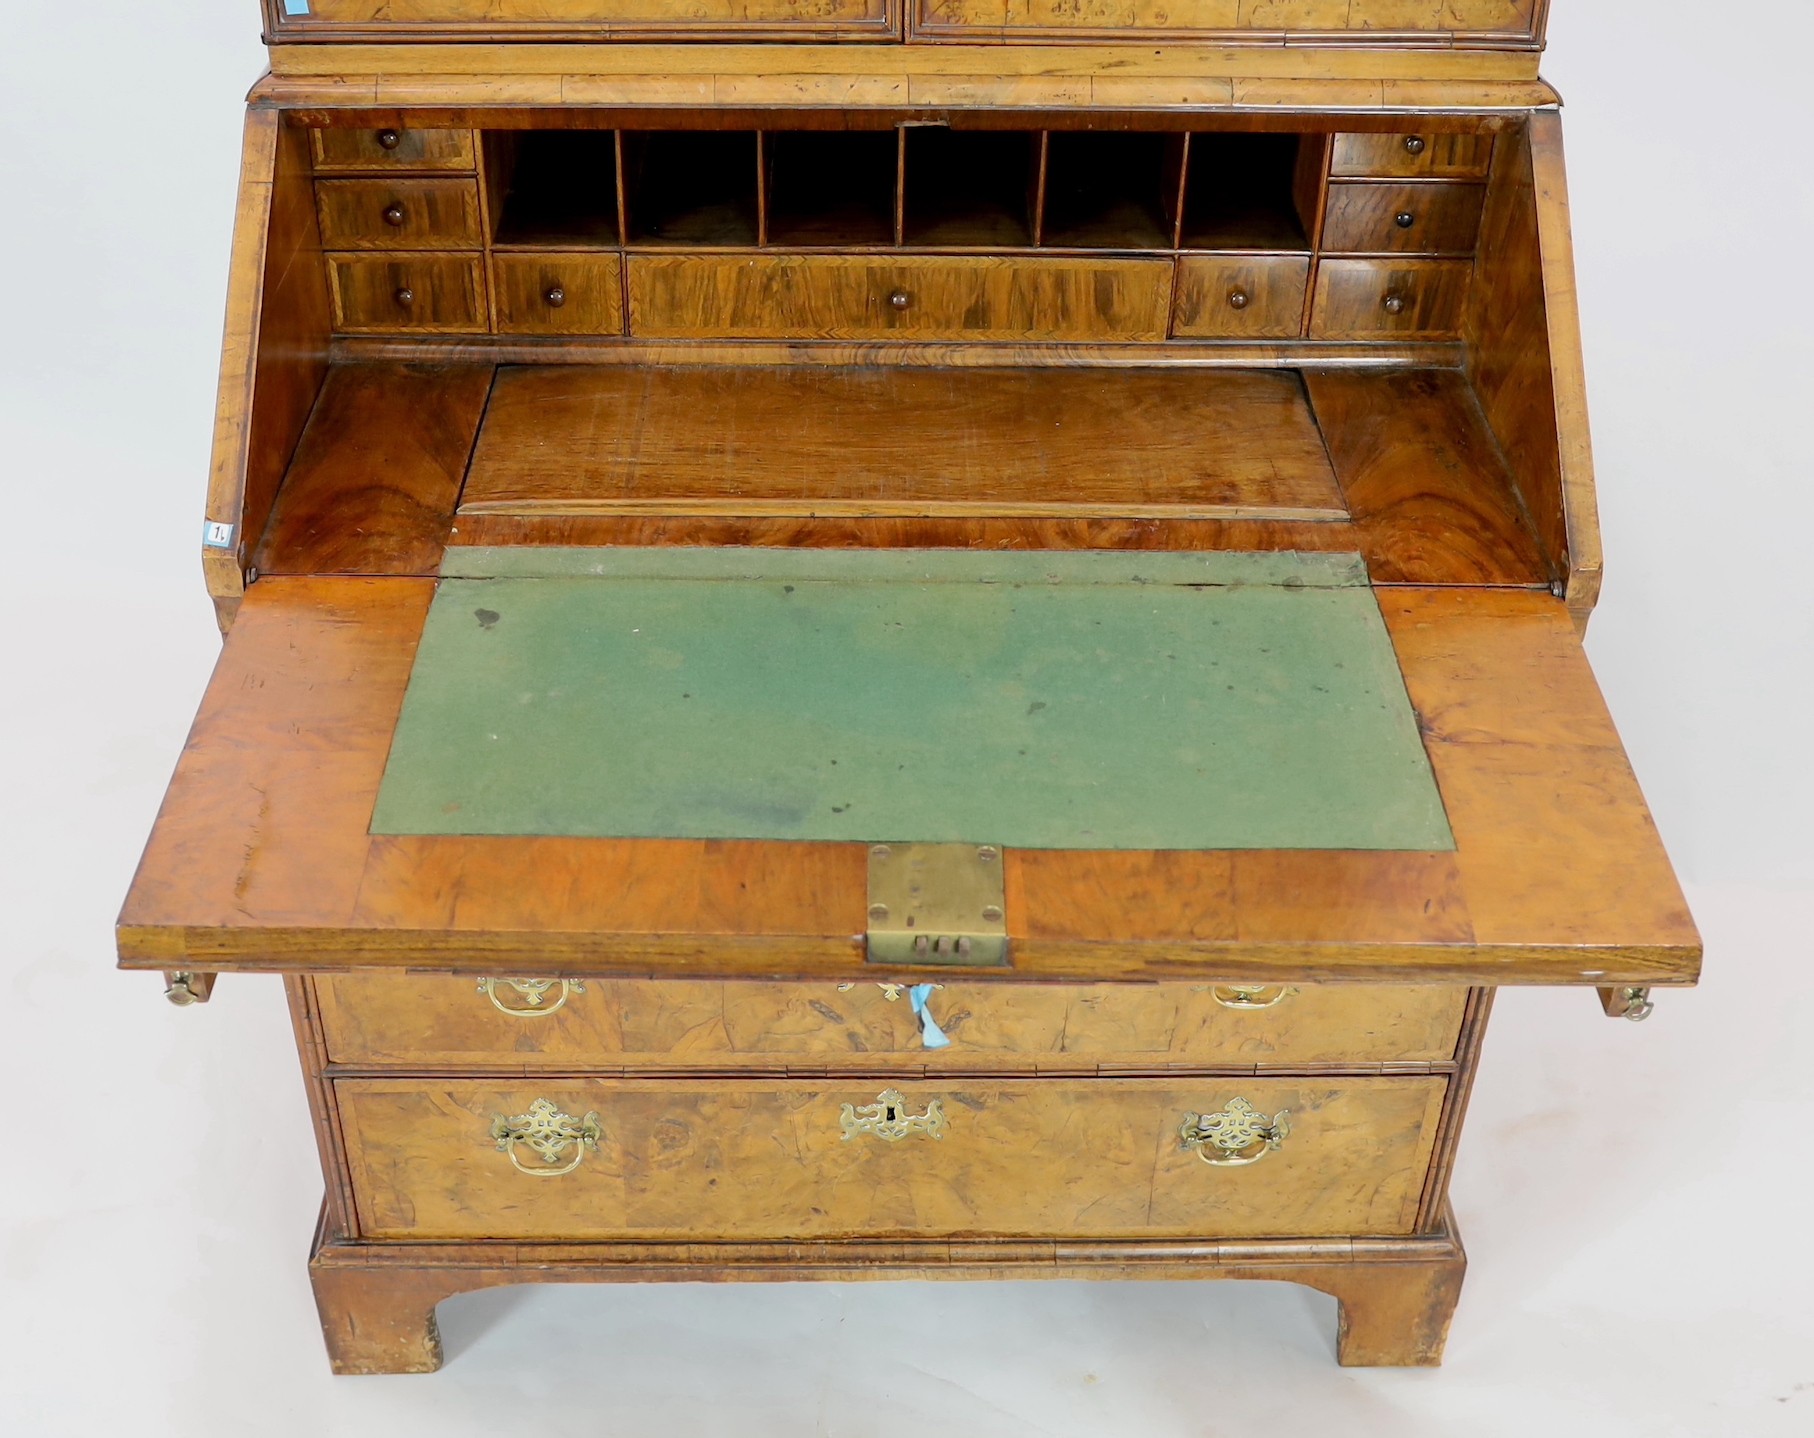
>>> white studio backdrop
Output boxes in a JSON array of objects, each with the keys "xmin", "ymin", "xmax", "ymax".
[{"xmin": 0, "ymin": 2, "xmax": 1810, "ymax": 1434}]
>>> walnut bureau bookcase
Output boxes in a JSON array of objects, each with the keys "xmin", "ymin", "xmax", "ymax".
[{"xmin": 119, "ymin": 0, "xmax": 1702, "ymax": 1375}]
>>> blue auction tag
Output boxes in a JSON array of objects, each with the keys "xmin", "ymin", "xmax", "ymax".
[{"xmin": 283, "ymin": 0, "xmax": 312, "ymax": 16}]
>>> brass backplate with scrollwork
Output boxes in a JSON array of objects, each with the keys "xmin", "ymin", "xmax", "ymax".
[
  {"xmin": 1179, "ymin": 1097, "xmax": 1291, "ymax": 1167},
  {"xmin": 839, "ymin": 1089, "xmax": 946, "ymax": 1142}
]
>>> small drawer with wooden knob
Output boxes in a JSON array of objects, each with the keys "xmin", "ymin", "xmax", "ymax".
[
  {"xmin": 327, "ymin": 254, "xmax": 487, "ymax": 333},
  {"xmin": 625, "ymin": 254, "xmax": 1173, "ymax": 341},
  {"xmin": 1172, "ymin": 255, "xmax": 1309, "ymax": 339},
  {"xmin": 1321, "ymin": 183, "xmax": 1486, "ymax": 256},
  {"xmin": 335, "ymin": 1075, "xmax": 1449, "ymax": 1241},
  {"xmin": 1330, "ymin": 132, "xmax": 1494, "ymax": 180},
  {"xmin": 310, "ymin": 973, "xmax": 1467, "ymax": 1070},
  {"xmin": 315, "ymin": 178, "xmax": 483, "ymax": 250},
  {"xmin": 493, "ymin": 253, "xmax": 624, "ymax": 335},
  {"xmin": 1310, "ymin": 259, "xmax": 1473, "ymax": 340},
  {"xmin": 310, "ymin": 126, "xmax": 477, "ymax": 173}
]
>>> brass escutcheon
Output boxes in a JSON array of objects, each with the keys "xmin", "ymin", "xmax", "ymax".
[
  {"xmin": 489, "ymin": 1098, "xmax": 601, "ymax": 1177},
  {"xmin": 1179, "ymin": 1098, "xmax": 1291, "ymax": 1167},
  {"xmin": 840, "ymin": 1089, "xmax": 945, "ymax": 1143},
  {"xmin": 477, "ymin": 976, "xmax": 586, "ymax": 1018}
]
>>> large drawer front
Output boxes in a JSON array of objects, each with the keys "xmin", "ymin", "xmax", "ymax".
[
  {"xmin": 314, "ymin": 977, "xmax": 1468, "ymax": 1070},
  {"xmin": 626, "ymin": 254, "xmax": 1174, "ymax": 341},
  {"xmin": 339, "ymin": 1076, "xmax": 1447, "ymax": 1240}
]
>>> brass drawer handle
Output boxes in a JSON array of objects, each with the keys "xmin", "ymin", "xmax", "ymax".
[
  {"xmin": 382, "ymin": 201, "xmax": 406, "ymax": 227},
  {"xmin": 1404, "ymin": 135, "xmax": 1427, "ymax": 157},
  {"xmin": 1394, "ymin": 211, "xmax": 1416, "ymax": 229},
  {"xmin": 1180, "ymin": 1098, "xmax": 1291, "ymax": 1167},
  {"xmin": 840, "ymin": 1089, "xmax": 945, "ymax": 1143},
  {"xmin": 1382, "ymin": 292, "xmax": 1407, "ymax": 315},
  {"xmin": 887, "ymin": 288, "xmax": 912, "ymax": 312},
  {"xmin": 477, "ymin": 976, "xmax": 585, "ymax": 1017},
  {"xmin": 1227, "ymin": 288, "xmax": 1251, "ymax": 311},
  {"xmin": 1211, "ymin": 984, "xmax": 1298, "ymax": 1011},
  {"xmin": 544, "ymin": 284, "xmax": 567, "ymax": 308},
  {"xmin": 394, "ymin": 285, "xmax": 415, "ymax": 308},
  {"xmin": 490, "ymin": 1098, "xmax": 601, "ymax": 1177},
  {"xmin": 376, "ymin": 128, "xmax": 402, "ymax": 151}
]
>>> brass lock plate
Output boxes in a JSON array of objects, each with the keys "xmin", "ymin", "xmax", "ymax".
[{"xmin": 866, "ymin": 843, "xmax": 1009, "ymax": 967}]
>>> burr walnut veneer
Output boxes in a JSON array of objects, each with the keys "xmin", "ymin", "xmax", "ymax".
[{"xmin": 121, "ymin": 0, "xmax": 1698, "ymax": 1376}]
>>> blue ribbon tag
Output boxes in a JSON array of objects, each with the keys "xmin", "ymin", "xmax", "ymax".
[{"xmin": 909, "ymin": 985, "xmax": 951, "ymax": 1049}]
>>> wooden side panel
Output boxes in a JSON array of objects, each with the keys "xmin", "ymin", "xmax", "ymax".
[
  {"xmin": 1304, "ymin": 367, "xmax": 1548, "ymax": 588},
  {"xmin": 626, "ymin": 255, "xmax": 1174, "ymax": 342},
  {"xmin": 458, "ymin": 366, "xmax": 1344, "ymax": 520},
  {"xmin": 315, "ymin": 975, "xmax": 1469, "ymax": 1069},
  {"xmin": 203, "ymin": 112, "xmax": 331, "ymax": 629},
  {"xmin": 254, "ymin": 363, "xmax": 494, "ymax": 577},
  {"xmin": 338, "ymin": 1076, "xmax": 1449, "ymax": 1240},
  {"xmin": 1466, "ymin": 113, "xmax": 1602, "ymax": 628}
]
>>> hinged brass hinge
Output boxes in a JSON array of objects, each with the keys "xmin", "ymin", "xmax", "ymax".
[{"xmin": 866, "ymin": 843, "xmax": 1009, "ymax": 967}]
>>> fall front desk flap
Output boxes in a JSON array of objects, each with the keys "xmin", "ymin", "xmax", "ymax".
[{"xmin": 370, "ymin": 547, "xmax": 1454, "ymax": 852}]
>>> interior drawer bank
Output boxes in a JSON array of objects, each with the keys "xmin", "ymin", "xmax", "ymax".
[
  {"xmin": 339, "ymin": 1075, "xmax": 1449, "ymax": 1241},
  {"xmin": 313, "ymin": 976, "xmax": 1469, "ymax": 1070},
  {"xmin": 625, "ymin": 254, "xmax": 1174, "ymax": 342}
]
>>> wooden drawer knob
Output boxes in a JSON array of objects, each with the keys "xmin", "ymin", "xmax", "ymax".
[
  {"xmin": 1227, "ymin": 288, "xmax": 1251, "ymax": 311},
  {"xmin": 888, "ymin": 288, "xmax": 912, "ymax": 311},
  {"xmin": 1382, "ymin": 293, "xmax": 1407, "ymax": 315},
  {"xmin": 375, "ymin": 128, "xmax": 401, "ymax": 151},
  {"xmin": 544, "ymin": 284, "xmax": 567, "ymax": 309},
  {"xmin": 394, "ymin": 285, "xmax": 415, "ymax": 307},
  {"xmin": 1403, "ymin": 135, "xmax": 1427, "ymax": 156},
  {"xmin": 1395, "ymin": 211, "xmax": 1416, "ymax": 229},
  {"xmin": 382, "ymin": 201, "xmax": 406, "ymax": 227}
]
